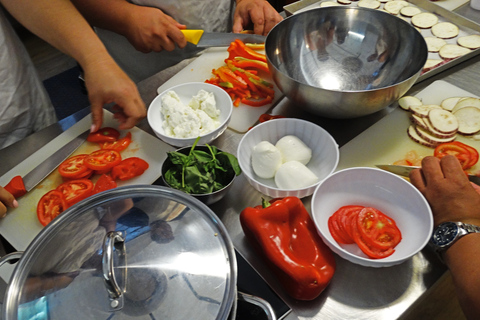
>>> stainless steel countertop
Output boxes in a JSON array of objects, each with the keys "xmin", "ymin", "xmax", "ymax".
[{"xmin": 1, "ymin": 3, "xmax": 480, "ymax": 319}]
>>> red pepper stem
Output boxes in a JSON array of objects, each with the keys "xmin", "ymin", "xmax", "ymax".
[{"xmin": 261, "ymin": 197, "xmax": 271, "ymax": 208}]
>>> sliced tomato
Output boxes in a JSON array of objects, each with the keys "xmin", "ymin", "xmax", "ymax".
[
  {"xmin": 37, "ymin": 190, "xmax": 68, "ymax": 226},
  {"xmin": 434, "ymin": 142, "xmax": 472, "ymax": 170},
  {"xmin": 93, "ymin": 174, "xmax": 117, "ymax": 194},
  {"xmin": 351, "ymin": 224, "xmax": 395, "ymax": 259},
  {"xmin": 99, "ymin": 132, "xmax": 132, "ymax": 152},
  {"xmin": 87, "ymin": 127, "xmax": 120, "ymax": 143},
  {"xmin": 339, "ymin": 205, "xmax": 363, "ymax": 242},
  {"xmin": 56, "ymin": 179, "xmax": 94, "ymax": 206},
  {"xmin": 356, "ymin": 207, "xmax": 402, "ymax": 250},
  {"xmin": 58, "ymin": 154, "xmax": 92, "ymax": 179},
  {"xmin": 84, "ymin": 149, "xmax": 122, "ymax": 171},
  {"xmin": 328, "ymin": 213, "xmax": 352, "ymax": 244},
  {"xmin": 111, "ymin": 157, "xmax": 149, "ymax": 181},
  {"xmin": 452, "ymin": 141, "xmax": 479, "ymax": 169}
]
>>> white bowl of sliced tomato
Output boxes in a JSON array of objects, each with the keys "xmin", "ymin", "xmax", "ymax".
[{"xmin": 311, "ymin": 167, "xmax": 433, "ymax": 267}]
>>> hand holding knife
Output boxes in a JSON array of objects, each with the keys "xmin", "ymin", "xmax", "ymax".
[{"xmin": 376, "ymin": 164, "xmax": 480, "ymax": 186}]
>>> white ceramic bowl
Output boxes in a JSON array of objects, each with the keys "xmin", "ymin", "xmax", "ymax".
[
  {"xmin": 148, "ymin": 82, "xmax": 233, "ymax": 147},
  {"xmin": 237, "ymin": 118, "xmax": 339, "ymax": 198},
  {"xmin": 311, "ymin": 167, "xmax": 433, "ymax": 268}
]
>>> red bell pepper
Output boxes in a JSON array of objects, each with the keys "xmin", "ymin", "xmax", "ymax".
[{"xmin": 240, "ymin": 197, "xmax": 336, "ymax": 301}]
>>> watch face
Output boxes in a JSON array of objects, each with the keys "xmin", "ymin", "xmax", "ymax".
[{"xmin": 432, "ymin": 222, "xmax": 459, "ymax": 247}]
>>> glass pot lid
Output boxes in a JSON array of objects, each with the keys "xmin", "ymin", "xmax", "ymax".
[{"xmin": 4, "ymin": 185, "xmax": 237, "ymax": 320}]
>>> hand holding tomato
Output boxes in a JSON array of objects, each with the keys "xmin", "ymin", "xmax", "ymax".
[
  {"xmin": 409, "ymin": 155, "xmax": 480, "ymax": 228},
  {"xmin": 0, "ymin": 187, "xmax": 18, "ymax": 218}
]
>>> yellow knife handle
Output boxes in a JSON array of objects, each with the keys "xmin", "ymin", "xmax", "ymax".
[{"xmin": 181, "ymin": 29, "xmax": 204, "ymax": 45}]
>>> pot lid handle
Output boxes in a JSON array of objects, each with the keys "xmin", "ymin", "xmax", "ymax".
[{"xmin": 102, "ymin": 231, "xmax": 126, "ymax": 311}]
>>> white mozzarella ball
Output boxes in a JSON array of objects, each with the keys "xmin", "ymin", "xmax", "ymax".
[
  {"xmin": 274, "ymin": 161, "xmax": 318, "ymax": 189},
  {"xmin": 275, "ymin": 135, "xmax": 312, "ymax": 165},
  {"xmin": 251, "ymin": 141, "xmax": 283, "ymax": 179}
]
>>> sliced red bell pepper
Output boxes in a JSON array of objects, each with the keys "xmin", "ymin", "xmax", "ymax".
[
  {"xmin": 240, "ymin": 197, "xmax": 336, "ymax": 301},
  {"xmin": 231, "ymin": 57, "xmax": 270, "ymax": 73},
  {"xmin": 228, "ymin": 39, "xmax": 267, "ymax": 62},
  {"xmin": 241, "ymin": 95, "xmax": 273, "ymax": 107}
]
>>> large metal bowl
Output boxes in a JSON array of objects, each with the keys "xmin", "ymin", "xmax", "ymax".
[{"xmin": 265, "ymin": 7, "xmax": 428, "ymax": 118}]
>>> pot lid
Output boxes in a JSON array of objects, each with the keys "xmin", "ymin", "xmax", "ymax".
[{"xmin": 4, "ymin": 186, "xmax": 237, "ymax": 320}]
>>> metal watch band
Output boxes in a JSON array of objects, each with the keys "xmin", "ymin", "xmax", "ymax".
[{"xmin": 460, "ymin": 222, "xmax": 480, "ymax": 234}]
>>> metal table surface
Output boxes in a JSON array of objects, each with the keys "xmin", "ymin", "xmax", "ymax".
[{"xmin": 1, "ymin": 3, "xmax": 480, "ymax": 319}]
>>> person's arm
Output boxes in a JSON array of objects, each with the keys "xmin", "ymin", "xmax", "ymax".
[
  {"xmin": 233, "ymin": 0, "xmax": 283, "ymax": 36},
  {"xmin": 410, "ymin": 155, "xmax": 480, "ymax": 319},
  {"xmin": 0, "ymin": 0, "xmax": 146, "ymax": 131},
  {"xmin": 71, "ymin": 0, "xmax": 187, "ymax": 53}
]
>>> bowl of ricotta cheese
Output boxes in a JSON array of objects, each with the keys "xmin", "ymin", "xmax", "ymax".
[{"xmin": 148, "ymin": 82, "xmax": 233, "ymax": 147}]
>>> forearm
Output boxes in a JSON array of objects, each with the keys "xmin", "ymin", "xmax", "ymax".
[
  {"xmin": 71, "ymin": 0, "xmax": 135, "ymax": 36},
  {"xmin": 0, "ymin": 0, "xmax": 113, "ymax": 70},
  {"xmin": 443, "ymin": 230, "xmax": 480, "ymax": 319}
]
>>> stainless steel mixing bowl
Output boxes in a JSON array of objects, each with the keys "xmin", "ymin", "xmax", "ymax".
[{"xmin": 265, "ymin": 7, "xmax": 428, "ymax": 118}]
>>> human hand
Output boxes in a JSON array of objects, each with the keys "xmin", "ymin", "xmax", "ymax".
[
  {"xmin": 0, "ymin": 187, "xmax": 18, "ymax": 218},
  {"xmin": 123, "ymin": 5, "xmax": 187, "ymax": 53},
  {"xmin": 83, "ymin": 57, "xmax": 146, "ymax": 132},
  {"xmin": 233, "ymin": 0, "xmax": 283, "ymax": 36},
  {"xmin": 409, "ymin": 155, "xmax": 480, "ymax": 227}
]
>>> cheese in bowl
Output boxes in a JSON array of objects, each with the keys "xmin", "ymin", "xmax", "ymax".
[{"xmin": 148, "ymin": 82, "xmax": 233, "ymax": 147}]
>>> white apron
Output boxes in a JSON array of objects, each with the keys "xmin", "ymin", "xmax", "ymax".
[
  {"xmin": 96, "ymin": 0, "xmax": 235, "ymax": 83},
  {"xmin": 0, "ymin": 9, "xmax": 57, "ymax": 149}
]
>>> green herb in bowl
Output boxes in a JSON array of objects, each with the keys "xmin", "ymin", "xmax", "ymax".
[{"xmin": 163, "ymin": 138, "xmax": 241, "ymax": 195}]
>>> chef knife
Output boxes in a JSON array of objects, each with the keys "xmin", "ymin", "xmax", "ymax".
[
  {"xmin": 4, "ymin": 130, "xmax": 90, "ymax": 198},
  {"xmin": 376, "ymin": 164, "xmax": 480, "ymax": 186},
  {"xmin": 181, "ymin": 30, "xmax": 266, "ymax": 48}
]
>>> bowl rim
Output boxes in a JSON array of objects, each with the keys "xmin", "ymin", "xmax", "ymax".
[
  {"xmin": 147, "ymin": 82, "xmax": 233, "ymax": 141},
  {"xmin": 238, "ymin": 118, "xmax": 340, "ymax": 193},
  {"xmin": 311, "ymin": 166, "xmax": 433, "ymax": 266},
  {"xmin": 265, "ymin": 6, "xmax": 428, "ymax": 94}
]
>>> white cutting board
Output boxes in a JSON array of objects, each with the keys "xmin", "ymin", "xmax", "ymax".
[
  {"xmin": 337, "ymin": 80, "xmax": 480, "ymax": 172},
  {"xmin": 156, "ymin": 47, "xmax": 284, "ymax": 133},
  {"xmin": 0, "ymin": 110, "xmax": 174, "ymax": 252},
  {"xmin": 432, "ymin": 0, "xmax": 470, "ymax": 11}
]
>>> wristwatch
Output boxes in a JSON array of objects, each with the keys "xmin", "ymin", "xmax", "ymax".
[{"xmin": 430, "ymin": 221, "xmax": 480, "ymax": 254}]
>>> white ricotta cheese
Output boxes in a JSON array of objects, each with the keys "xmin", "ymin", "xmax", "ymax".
[{"xmin": 161, "ymin": 90, "xmax": 221, "ymax": 138}]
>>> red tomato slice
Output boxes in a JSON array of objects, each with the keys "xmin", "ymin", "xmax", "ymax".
[
  {"xmin": 84, "ymin": 149, "xmax": 122, "ymax": 171},
  {"xmin": 111, "ymin": 157, "xmax": 149, "ymax": 181},
  {"xmin": 93, "ymin": 174, "xmax": 117, "ymax": 194},
  {"xmin": 339, "ymin": 205, "xmax": 363, "ymax": 242},
  {"xmin": 356, "ymin": 207, "xmax": 402, "ymax": 251},
  {"xmin": 328, "ymin": 214, "xmax": 352, "ymax": 244},
  {"xmin": 351, "ymin": 225, "xmax": 395, "ymax": 259},
  {"xmin": 56, "ymin": 179, "xmax": 94, "ymax": 206},
  {"xmin": 58, "ymin": 154, "xmax": 92, "ymax": 179},
  {"xmin": 100, "ymin": 132, "xmax": 132, "ymax": 152},
  {"xmin": 434, "ymin": 142, "xmax": 472, "ymax": 170},
  {"xmin": 452, "ymin": 141, "xmax": 479, "ymax": 169},
  {"xmin": 87, "ymin": 127, "xmax": 120, "ymax": 143},
  {"xmin": 37, "ymin": 190, "xmax": 68, "ymax": 226}
]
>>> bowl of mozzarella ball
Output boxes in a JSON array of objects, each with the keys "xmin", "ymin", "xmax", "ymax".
[
  {"xmin": 148, "ymin": 82, "xmax": 233, "ymax": 147},
  {"xmin": 237, "ymin": 118, "xmax": 339, "ymax": 198}
]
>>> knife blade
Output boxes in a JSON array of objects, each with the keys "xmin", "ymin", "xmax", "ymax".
[
  {"xmin": 376, "ymin": 164, "xmax": 480, "ymax": 186},
  {"xmin": 4, "ymin": 130, "xmax": 90, "ymax": 198},
  {"xmin": 181, "ymin": 30, "xmax": 266, "ymax": 48}
]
